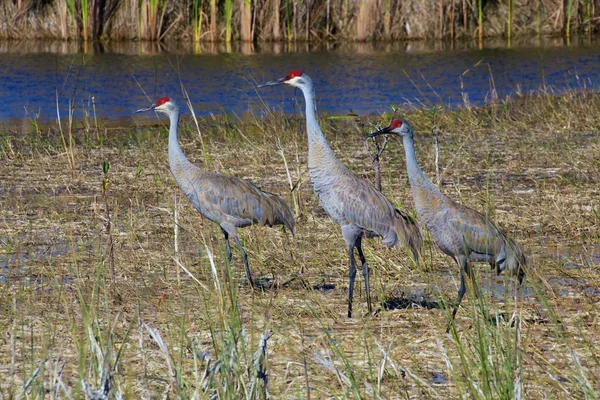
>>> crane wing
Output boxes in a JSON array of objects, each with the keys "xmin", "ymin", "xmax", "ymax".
[
  {"xmin": 197, "ymin": 173, "xmax": 294, "ymax": 231},
  {"xmin": 330, "ymin": 169, "xmax": 421, "ymax": 252},
  {"xmin": 335, "ymin": 174, "xmax": 396, "ymax": 231},
  {"xmin": 447, "ymin": 202, "xmax": 503, "ymax": 255}
]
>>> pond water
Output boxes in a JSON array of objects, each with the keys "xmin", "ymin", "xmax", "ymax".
[{"xmin": 1, "ymin": 37, "xmax": 600, "ymax": 123}]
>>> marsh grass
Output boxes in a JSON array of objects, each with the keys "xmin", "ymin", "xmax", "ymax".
[
  {"xmin": 1, "ymin": 89, "xmax": 600, "ymax": 397},
  {"xmin": 2, "ymin": 0, "xmax": 599, "ymax": 42}
]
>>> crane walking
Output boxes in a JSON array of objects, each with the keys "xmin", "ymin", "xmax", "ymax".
[
  {"xmin": 259, "ymin": 71, "xmax": 422, "ymax": 317},
  {"xmin": 136, "ymin": 97, "xmax": 295, "ymax": 287},
  {"xmin": 368, "ymin": 119, "xmax": 527, "ymax": 322}
]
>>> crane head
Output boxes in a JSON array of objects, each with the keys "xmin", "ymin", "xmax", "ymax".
[
  {"xmin": 368, "ymin": 119, "xmax": 412, "ymax": 139},
  {"xmin": 135, "ymin": 97, "xmax": 178, "ymax": 115},
  {"xmin": 258, "ymin": 70, "xmax": 306, "ymax": 88}
]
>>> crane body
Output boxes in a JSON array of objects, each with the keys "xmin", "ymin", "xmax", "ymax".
[
  {"xmin": 369, "ymin": 119, "xmax": 527, "ymax": 320},
  {"xmin": 260, "ymin": 71, "xmax": 422, "ymax": 317},
  {"xmin": 136, "ymin": 97, "xmax": 295, "ymax": 287}
]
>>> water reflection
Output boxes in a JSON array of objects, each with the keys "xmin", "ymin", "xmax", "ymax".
[
  {"xmin": 1, "ymin": 36, "xmax": 600, "ymax": 121},
  {"xmin": 0, "ymin": 35, "xmax": 596, "ymax": 56}
]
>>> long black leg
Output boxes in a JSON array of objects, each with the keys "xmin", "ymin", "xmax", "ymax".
[
  {"xmin": 221, "ymin": 228, "xmax": 232, "ymax": 263},
  {"xmin": 347, "ymin": 246, "xmax": 358, "ymax": 318},
  {"xmin": 355, "ymin": 237, "xmax": 372, "ymax": 316},
  {"xmin": 452, "ymin": 255, "xmax": 471, "ymax": 320},
  {"xmin": 233, "ymin": 235, "xmax": 254, "ymax": 288}
]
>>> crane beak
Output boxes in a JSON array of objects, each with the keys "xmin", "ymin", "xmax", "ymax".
[
  {"xmin": 367, "ymin": 126, "xmax": 392, "ymax": 139},
  {"xmin": 134, "ymin": 104, "xmax": 156, "ymax": 113},
  {"xmin": 257, "ymin": 77, "xmax": 286, "ymax": 88}
]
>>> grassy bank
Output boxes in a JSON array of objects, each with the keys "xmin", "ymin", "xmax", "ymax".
[
  {"xmin": 1, "ymin": 0, "xmax": 599, "ymax": 43},
  {"xmin": 1, "ymin": 89, "xmax": 599, "ymax": 398}
]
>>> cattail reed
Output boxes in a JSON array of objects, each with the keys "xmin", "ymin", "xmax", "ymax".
[
  {"xmin": 240, "ymin": 0, "xmax": 252, "ymax": 42},
  {"xmin": 1, "ymin": 0, "xmax": 598, "ymax": 42}
]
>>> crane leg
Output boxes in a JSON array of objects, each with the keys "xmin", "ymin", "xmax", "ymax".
[
  {"xmin": 355, "ymin": 237, "xmax": 372, "ymax": 316},
  {"xmin": 233, "ymin": 235, "xmax": 254, "ymax": 288},
  {"xmin": 221, "ymin": 228, "xmax": 232, "ymax": 263},
  {"xmin": 347, "ymin": 245, "xmax": 358, "ymax": 318},
  {"xmin": 452, "ymin": 255, "xmax": 471, "ymax": 320}
]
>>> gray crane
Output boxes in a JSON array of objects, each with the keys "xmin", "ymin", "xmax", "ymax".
[
  {"xmin": 369, "ymin": 119, "xmax": 527, "ymax": 321},
  {"xmin": 259, "ymin": 71, "xmax": 422, "ymax": 317},
  {"xmin": 136, "ymin": 97, "xmax": 295, "ymax": 287}
]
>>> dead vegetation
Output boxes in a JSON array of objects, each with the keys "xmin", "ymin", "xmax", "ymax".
[
  {"xmin": 0, "ymin": 90, "xmax": 599, "ymax": 397},
  {"xmin": 0, "ymin": 0, "xmax": 597, "ymax": 42}
]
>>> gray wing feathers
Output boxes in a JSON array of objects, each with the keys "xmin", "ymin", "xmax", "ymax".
[
  {"xmin": 334, "ymin": 172, "xmax": 422, "ymax": 259},
  {"xmin": 393, "ymin": 209, "xmax": 423, "ymax": 262},
  {"xmin": 259, "ymin": 190, "xmax": 296, "ymax": 234},
  {"xmin": 449, "ymin": 203, "xmax": 527, "ymax": 280},
  {"xmin": 189, "ymin": 173, "xmax": 295, "ymax": 233}
]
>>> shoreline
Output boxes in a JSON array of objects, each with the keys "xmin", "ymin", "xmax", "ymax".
[{"xmin": 0, "ymin": 33, "xmax": 597, "ymax": 56}]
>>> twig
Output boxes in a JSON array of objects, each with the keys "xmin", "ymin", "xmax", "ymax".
[
  {"xmin": 433, "ymin": 122, "xmax": 440, "ymax": 187},
  {"xmin": 371, "ymin": 135, "xmax": 389, "ymax": 192}
]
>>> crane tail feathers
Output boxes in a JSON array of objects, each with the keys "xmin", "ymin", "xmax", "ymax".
[
  {"xmin": 260, "ymin": 192, "xmax": 296, "ymax": 235},
  {"xmin": 393, "ymin": 209, "xmax": 424, "ymax": 264},
  {"xmin": 506, "ymin": 237, "xmax": 528, "ymax": 283}
]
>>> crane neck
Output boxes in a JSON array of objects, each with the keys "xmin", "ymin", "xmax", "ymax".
[
  {"xmin": 402, "ymin": 134, "xmax": 441, "ymax": 195},
  {"xmin": 298, "ymin": 82, "xmax": 337, "ymax": 166},
  {"xmin": 167, "ymin": 109, "xmax": 192, "ymax": 170}
]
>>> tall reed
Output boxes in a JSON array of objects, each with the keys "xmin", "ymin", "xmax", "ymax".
[
  {"xmin": 285, "ymin": 0, "xmax": 292, "ymax": 40},
  {"xmin": 383, "ymin": 0, "xmax": 391, "ymax": 39},
  {"xmin": 193, "ymin": 0, "xmax": 204, "ymax": 42},
  {"xmin": 355, "ymin": 0, "xmax": 369, "ymax": 41},
  {"xmin": 225, "ymin": 0, "xmax": 233, "ymax": 42},
  {"xmin": 241, "ymin": 0, "xmax": 252, "ymax": 42},
  {"xmin": 507, "ymin": 0, "xmax": 513, "ymax": 47},
  {"xmin": 139, "ymin": 0, "xmax": 165, "ymax": 41},
  {"xmin": 2, "ymin": 0, "xmax": 600, "ymax": 43},
  {"xmin": 210, "ymin": 0, "xmax": 217, "ymax": 40},
  {"xmin": 273, "ymin": 0, "xmax": 281, "ymax": 40},
  {"xmin": 477, "ymin": 0, "xmax": 483, "ymax": 46},
  {"xmin": 81, "ymin": 0, "xmax": 90, "ymax": 40},
  {"xmin": 565, "ymin": 0, "xmax": 576, "ymax": 41}
]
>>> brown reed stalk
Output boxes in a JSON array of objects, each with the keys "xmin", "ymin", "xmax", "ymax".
[
  {"xmin": 439, "ymin": 0, "xmax": 444, "ymax": 39},
  {"xmin": 383, "ymin": 0, "xmax": 391, "ymax": 39},
  {"xmin": 293, "ymin": 0, "xmax": 297, "ymax": 40},
  {"xmin": 240, "ymin": 0, "xmax": 252, "ymax": 42},
  {"xmin": 210, "ymin": 0, "xmax": 217, "ymax": 41},
  {"xmin": 356, "ymin": 0, "xmax": 368, "ymax": 41},
  {"xmin": 463, "ymin": 0, "xmax": 467, "ymax": 31},
  {"xmin": 58, "ymin": 0, "xmax": 69, "ymax": 39},
  {"xmin": 478, "ymin": 0, "xmax": 483, "ymax": 47},
  {"xmin": 305, "ymin": 0, "xmax": 311, "ymax": 40},
  {"xmin": 326, "ymin": 0, "xmax": 330, "ymax": 36},
  {"xmin": 450, "ymin": 0, "xmax": 455, "ymax": 40},
  {"xmin": 273, "ymin": 0, "xmax": 281, "ymax": 40},
  {"xmin": 130, "ymin": 0, "xmax": 137, "ymax": 39}
]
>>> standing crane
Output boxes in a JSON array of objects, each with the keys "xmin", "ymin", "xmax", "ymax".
[
  {"xmin": 136, "ymin": 97, "xmax": 295, "ymax": 287},
  {"xmin": 259, "ymin": 71, "xmax": 422, "ymax": 317},
  {"xmin": 368, "ymin": 119, "xmax": 527, "ymax": 322}
]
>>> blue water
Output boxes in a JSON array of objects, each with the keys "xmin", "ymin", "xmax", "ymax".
[{"xmin": 1, "ymin": 40, "xmax": 600, "ymax": 122}]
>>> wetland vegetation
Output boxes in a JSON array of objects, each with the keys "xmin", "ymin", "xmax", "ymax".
[
  {"xmin": 0, "ymin": 86, "xmax": 599, "ymax": 397},
  {"xmin": 2, "ymin": 0, "xmax": 599, "ymax": 43}
]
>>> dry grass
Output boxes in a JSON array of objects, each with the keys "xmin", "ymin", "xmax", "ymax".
[
  {"xmin": 0, "ymin": 90, "xmax": 599, "ymax": 397},
  {"xmin": 0, "ymin": 0, "xmax": 595, "ymax": 42}
]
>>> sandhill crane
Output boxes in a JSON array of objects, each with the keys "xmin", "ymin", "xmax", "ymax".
[
  {"xmin": 369, "ymin": 119, "xmax": 527, "ymax": 322},
  {"xmin": 259, "ymin": 71, "xmax": 422, "ymax": 317},
  {"xmin": 135, "ymin": 97, "xmax": 295, "ymax": 287}
]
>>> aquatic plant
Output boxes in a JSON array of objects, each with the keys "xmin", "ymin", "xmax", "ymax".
[
  {"xmin": 1, "ymin": 0, "xmax": 598, "ymax": 42},
  {"xmin": 224, "ymin": 0, "xmax": 232, "ymax": 42},
  {"xmin": 193, "ymin": 0, "xmax": 204, "ymax": 42}
]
